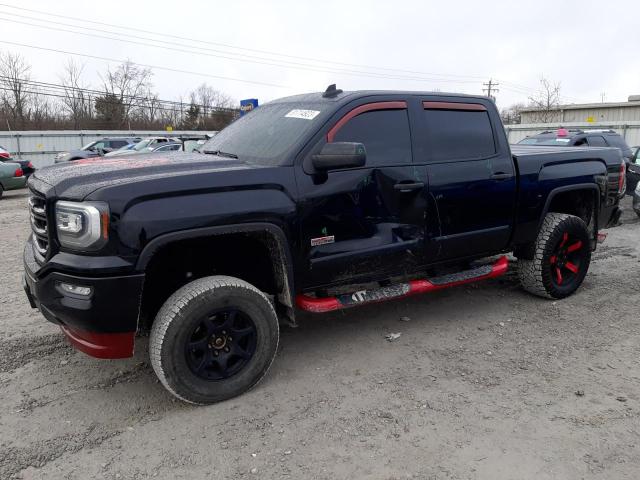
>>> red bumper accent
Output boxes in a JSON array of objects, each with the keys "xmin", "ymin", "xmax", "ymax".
[
  {"xmin": 296, "ymin": 256, "xmax": 509, "ymax": 313},
  {"xmin": 60, "ymin": 326, "xmax": 135, "ymax": 359}
]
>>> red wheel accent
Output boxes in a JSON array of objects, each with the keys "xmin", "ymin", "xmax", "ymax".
[
  {"xmin": 565, "ymin": 262, "xmax": 579, "ymax": 274},
  {"xmin": 567, "ymin": 241, "xmax": 582, "ymax": 253},
  {"xmin": 559, "ymin": 232, "xmax": 568, "ymax": 248},
  {"xmin": 555, "ymin": 267, "xmax": 563, "ymax": 285},
  {"xmin": 549, "ymin": 255, "xmax": 557, "ymax": 265}
]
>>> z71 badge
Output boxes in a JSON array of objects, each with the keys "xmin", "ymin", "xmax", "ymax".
[{"xmin": 310, "ymin": 235, "xmax": 335, "ymax": 246}]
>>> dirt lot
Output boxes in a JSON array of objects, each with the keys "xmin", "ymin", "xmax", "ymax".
[{"xmin": 1, "ymin": 188, "xmax": 639, "ymax": 480}]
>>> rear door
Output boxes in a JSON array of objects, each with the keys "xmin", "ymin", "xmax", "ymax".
[
  {"xmin": 414, "ymin": 98, "xmax": 517, "ymax": 260},
  {"xmin": 295, "ymin": 98, "xmax": 429, "ymax": 289}
]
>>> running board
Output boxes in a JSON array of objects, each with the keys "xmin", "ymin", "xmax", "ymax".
[{"xmin": 296, "ymin": 256, "xmax": 509, "ymax": 313}]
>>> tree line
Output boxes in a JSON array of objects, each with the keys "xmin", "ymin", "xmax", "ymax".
[{"xmin": 0, "ymin": 51, "xmax": 239, "ymax": 131}]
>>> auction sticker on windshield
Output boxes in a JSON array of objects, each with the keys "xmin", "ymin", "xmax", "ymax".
[{"xmin": 285, "ymin": 109, "xmax": 320, "ymax": 120}]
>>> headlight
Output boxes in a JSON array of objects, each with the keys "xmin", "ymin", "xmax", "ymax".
[{"xmin": 55, "ymin": 201, "xmax": 109, "ymax": 251}]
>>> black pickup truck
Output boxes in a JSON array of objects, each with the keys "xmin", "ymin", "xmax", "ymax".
[{"xmin": 23, "ymin": 86, "xmax": 625, "ymax": 404}]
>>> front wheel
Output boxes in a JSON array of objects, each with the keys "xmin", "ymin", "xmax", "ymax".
[
  {"xmin": 150, "ymin": 276, "xmax": 279, "ymax": 404},
  {"xmin": 518, "ymin": 213, "xmax": 591, "ymax": 299}
]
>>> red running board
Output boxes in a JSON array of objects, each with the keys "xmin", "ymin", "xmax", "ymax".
[{"xmin": 296, "ymin": 256, "xmax": 509, "ymax": 313}]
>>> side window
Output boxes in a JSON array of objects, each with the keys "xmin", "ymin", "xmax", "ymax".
[
  {"xmin": 110, "ymin": 140, "xmax": 127, "ymax": 148},
  {"xmin": 92, "ymin": 141, "xmax": 106, "ymax": 150},
  {"xmin": 421, "ymin": 106, "xmax": 496, "ymax": 161},
  {"xmin": 332, "ymin": 109, "xmax": 412, "ymax": 166},
  {"xmin": 587, "ymin": 136, "xmax": 607, "ymax": 147}
]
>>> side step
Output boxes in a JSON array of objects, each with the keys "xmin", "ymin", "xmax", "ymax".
[{"xmin": 296, "ymin": 256, "xmax": 509, "ymax": 313}]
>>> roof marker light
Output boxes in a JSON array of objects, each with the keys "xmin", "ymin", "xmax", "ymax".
[{"xmin": 557, "ymin": 128, "xmax": 569, "ymax": 137}]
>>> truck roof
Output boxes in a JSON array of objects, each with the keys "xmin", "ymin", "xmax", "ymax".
[{"xmin": 270, "ymin": 89, "xmax": 491, "ymax": 107}]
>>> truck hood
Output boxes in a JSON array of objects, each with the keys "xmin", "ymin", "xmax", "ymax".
[{"xmin": 31, "ymin": 152, "xmax": 259, "ymax": 200}]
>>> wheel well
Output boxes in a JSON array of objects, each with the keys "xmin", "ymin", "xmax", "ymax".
[
  {"xmin": 139, "ymin": 232, "xmax": 291, "ymax": 329},
  {"xmin": 514, "ymin": 189, "xmax": 597, "ymax": 260},
  {"xmin": 547, "ymin": 189, "xmax": 596, "ymax": 225}
]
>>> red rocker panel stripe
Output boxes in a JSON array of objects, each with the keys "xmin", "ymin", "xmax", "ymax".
[
  {"xmin": 60, "ymin": 325, "xmax": 135, "ymax": 359},
  {"xmin": 422, "ymin": 101, "xmax": 487, "ymax": 111},
  {"xmin": 296, "ymin": 256, "xmax": 509, "ymax": 313},
  {"xmin": 327, "ymin": 101, "xmax": 408, "ymax": 142}
]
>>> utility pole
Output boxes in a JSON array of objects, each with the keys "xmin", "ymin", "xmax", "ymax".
[{"xmin": 483, "ymin": 79, "xmax": 499, "ymax": 102}]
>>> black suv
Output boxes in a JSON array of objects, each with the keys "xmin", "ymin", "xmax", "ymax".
[
  {"xmin": 54, "ymin": 137, "xmax": 142, "ymax": 163},
  {"xmin": 518, "ymin": 129, "xmax": 634, "ymax": 161}
]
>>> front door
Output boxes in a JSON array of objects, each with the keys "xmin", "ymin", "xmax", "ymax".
[
  {"xmin": 414, "ymin": 98, "xmax": 517, "ymax": 260},
  {"xmin": 295, "ymin": 99, "xmax": 429, "ymax": 290}
]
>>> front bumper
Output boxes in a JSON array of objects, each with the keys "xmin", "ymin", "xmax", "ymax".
[{"xmin": 23, "ymin": 239, "xmax": 144, "ymax": 359}]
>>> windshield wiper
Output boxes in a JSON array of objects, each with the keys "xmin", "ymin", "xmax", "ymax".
[{"xmin": 202, "ymin": 150, "xmax": 238, "ymax": 159}]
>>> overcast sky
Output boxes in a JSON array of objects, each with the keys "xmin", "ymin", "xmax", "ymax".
[{"xmin": 1, "ymin": 0, "xmax": 638, "ymax": 110}]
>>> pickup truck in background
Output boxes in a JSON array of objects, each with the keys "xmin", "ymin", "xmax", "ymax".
[{"xmin": 23, "ymin": 86, "xmax": 625, "ymax": 404}]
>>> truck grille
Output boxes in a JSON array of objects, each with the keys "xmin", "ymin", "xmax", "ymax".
[{"xmin": 29, "ymin": 190, "xmax": 49, "ymax": 260}]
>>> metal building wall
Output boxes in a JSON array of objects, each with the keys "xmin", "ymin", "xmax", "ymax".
[
  {"xmin": 505, "ymin": 121, "xmax": 640, "ymax": 147},
  {"xmin": 0, "ymin": 130, "xmax": 215, "ymax": 167},
  {"xmin": 521, "ymin": 105, "xmax": 640, "ymax": 124}
]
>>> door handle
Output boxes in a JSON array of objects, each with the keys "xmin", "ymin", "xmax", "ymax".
[
  {"xmin": 394, "ymin": 182, "xmax": 424, "ymax": 192},
  {"xmin": 491, "ymin": 172, "xmax": 513, "ymax": 180}
]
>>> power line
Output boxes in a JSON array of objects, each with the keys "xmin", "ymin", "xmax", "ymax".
[
  {"xmin": 0, "ymin": 14, "xmax": 482, "ymax": 85},
  {"xmin": 0, "ymin": 3, "xmax": 590, "ymax": 104},
  {"xmin": 0, "ymin": 76, "xmax": 237, "ymax": 113},
  {"xmin": 0, "ymin": 2, "xmax": 490, "ymax": 82},
  {"xmin": 0, "ymin": 40, "xmax": 291, "ymax": 89}
]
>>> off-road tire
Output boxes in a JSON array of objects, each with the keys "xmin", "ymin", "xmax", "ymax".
[
  {"xmin": 150, "ymin": 275, "xmax": 279, "ymax": 404},
  {"xmin": 518, "ymin": 213, "xmax": 591, "ymax": 299}
]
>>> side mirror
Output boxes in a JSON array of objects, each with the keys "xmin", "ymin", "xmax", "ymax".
[{"xmin": 311, "ymin": 142, "xmax": 366, "ymax": 171}]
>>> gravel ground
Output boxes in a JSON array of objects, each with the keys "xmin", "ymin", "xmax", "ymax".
[{"xmin": 1, "ymin": 188, "xmax": 639, "ymax": 480}]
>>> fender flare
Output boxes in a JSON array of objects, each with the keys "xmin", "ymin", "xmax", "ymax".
[
  {"xmin": 538, "ymin": 183, "xmax": 601, "ymax": 234},
  {"xmin": 135, "ymin": 222, "xmax": 295, "ymax": 307}
]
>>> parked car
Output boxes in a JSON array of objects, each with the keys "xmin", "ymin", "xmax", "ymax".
[
  {"xmin": 0, "ymin": 145, "xmax": 12, "ymax": 160},
  {"xmin": 0, "ymin": 161, "xmax": 26, "ymax": 197},
  {"xmin": 104, "ymin": 137, "xmax": 174, "ymax": 157},
  {"xmin": 54, "ymin": 138, "xmax": 141, "ymax": 163},
  {"xmin": 519, "ymin": 129, "xmax": 635, "ymax": 192},
  {"xmin": 0, "ymin": 145, "xmax": 35, "ymax": 177},
  {"xmin": 23, "ymin": 86, "xmax": 624, "ymax": 404}
]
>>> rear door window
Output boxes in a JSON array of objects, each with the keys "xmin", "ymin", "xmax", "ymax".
[
  {"xmin": 332, "ymin": 108, "xmax": 412, "ymax": 166},
  {"xmin": 421, "ymin": 103, "xmax": 496, "ymax": 161},
  {"xmin": 586, "ymin": 136, "xmax": 607, "ymax": 147}
]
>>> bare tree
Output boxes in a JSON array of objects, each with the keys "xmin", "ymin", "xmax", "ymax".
[
  {"xmin": 527, "ymin": 77, "xmax": 562, "ymax": 123},
  {"xmin": 500, "ymin": 102, "xmax": 526, "ymax": 125},
  {"xmin": 138, "ymin": 87, "xmax": 160, "ymax": 126},
  {"xmin": 59, "ymin": 59, "xmax": 92, "ymax": 129},
  {"xmin": 101, "ymin": 60, "xmax": 153, "ymax": 127},
  {"xmin": 193, "ymin": 83, "xmax": 234, "ymax": 115},
  {"xmin": 0, "ymin": 51, "xmax": 32, "ymax": 129}
]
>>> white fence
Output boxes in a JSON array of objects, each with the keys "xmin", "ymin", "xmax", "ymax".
[
  {"xmin": 504, "ymin": 121, "xmax": 640, "ymax": 147},
  {"xmin": 0, "ymin": 130, "xmax": 215, "ymax": 167}
]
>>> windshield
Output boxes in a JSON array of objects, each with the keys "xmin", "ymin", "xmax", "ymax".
[
  {"xmin": 518, "ymin": 137, "xmax": 572, "ymax": 146},
  {"xmin": 81, "ymin": 141, "xmax": 99, "ymax": 150},
  {"xmin": 132, "ymin": 139, "xmax": 154, "ymax": 151},
  {"xmin": 200, "ymin": 102, "xmax": 330, "ymax": 166}
]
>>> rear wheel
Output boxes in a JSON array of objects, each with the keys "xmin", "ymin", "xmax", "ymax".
[
  {"xmin": 150, "ymin": 276, "xmax": 279, "ymax": 404},
  {"xmin": 518, "ymin": 213, "xmax": 591, "ymax": 299},
  {"xmin": 0, "ymin": 184, "xmax": 4, "ymax": 198}
]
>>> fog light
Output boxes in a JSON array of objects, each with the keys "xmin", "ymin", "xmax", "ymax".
[{"xmin": 59, "ymin": 282, "xmax": 92, "ymax": 296}]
